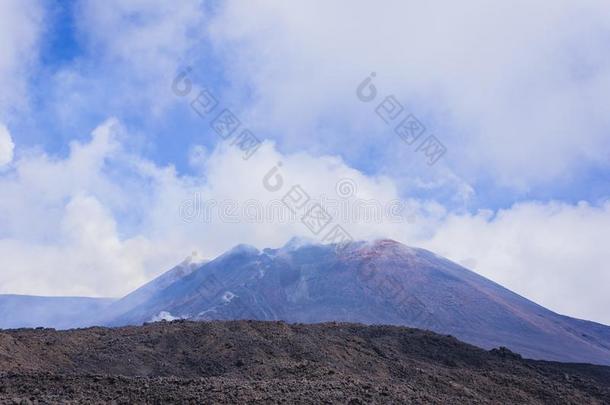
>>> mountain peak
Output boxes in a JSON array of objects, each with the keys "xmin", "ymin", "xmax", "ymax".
[
  {"xmin": 342, "ymin": 238, "xmax": 417, "ymax": 259},
  {"xmin": 281, "ymin": 236, "xmax": 318, "ymax": 251},
  {"xmin": 17, "ymin": 238, "xmax": 610, "ymax": 366},
  {"xmin": 227, "ymin": 243, "xmax": 259, "ymax": 256},
  {"xmin": 181, "ymin": 251, "xmax": 208, "ymax": 266}
]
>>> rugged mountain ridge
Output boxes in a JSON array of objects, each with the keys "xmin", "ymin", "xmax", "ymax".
[
  {"xmin": 2, "ymin": 238, "xmax": 609, "ymax": 365},
  {"xmin": 107, "ymin": 239, "xmax": 610, "ymax": 365}
]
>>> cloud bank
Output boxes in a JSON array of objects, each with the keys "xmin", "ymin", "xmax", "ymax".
[
  {"xmin": 0, "ymin": 120, "xmax": 609, "ymax": 325},
  {"xmin": 210, "ymin": 0, "xmax": 610, "ymax": 188}
]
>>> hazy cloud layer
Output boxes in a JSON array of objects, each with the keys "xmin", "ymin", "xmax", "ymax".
[{"xmin": 210, "ymin": 0, "xmax": 610, "ymax": 187}]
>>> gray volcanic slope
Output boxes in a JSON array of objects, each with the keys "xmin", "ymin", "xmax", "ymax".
[
  {"xmin": 107, "ymin": 239, "xmax": 610, "ymax": 365},
  {"xmin": 93, "ymin": 254, "xmax": 204, "ymax": 325}
]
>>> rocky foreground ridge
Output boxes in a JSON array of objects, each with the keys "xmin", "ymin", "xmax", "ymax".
[{"xmin": 0, "ymin": 320, "xmax": 609, "ymax": 404}]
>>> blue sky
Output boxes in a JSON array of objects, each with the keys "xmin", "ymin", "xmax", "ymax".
[{"xmin": 0, "ymin": 0, "xmax": 609, "ymax": 324}]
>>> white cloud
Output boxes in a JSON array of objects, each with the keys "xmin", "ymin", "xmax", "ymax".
[
  {"xmin": 188, "ymin": 144, "xmax": 208, "ymax": 172},
  {"xmin": 65, "ymin": 0, "xmax": 207, "ymax": 116},
  {"xmin": 77, "ymin": 0, "xmax": 203, "ymax": 69},
  {"xmin": 0, "ymin": 0, "xmax": 43, "ymax": 118},
  {"xmin": 0, "ymin": 119, "xmax": 164, "ymax": 296},
  {"xmin": 209, "ymin": 0, "xmax": 610, "ymax": 188},
  {"xmin": 0, "ymin": 124, "xmax": 15, "ymax": 166}
]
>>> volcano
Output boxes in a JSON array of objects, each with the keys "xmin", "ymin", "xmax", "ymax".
[{"xmin": 97, "ymin": 238, "xmax": 610, "ymax": 365}]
